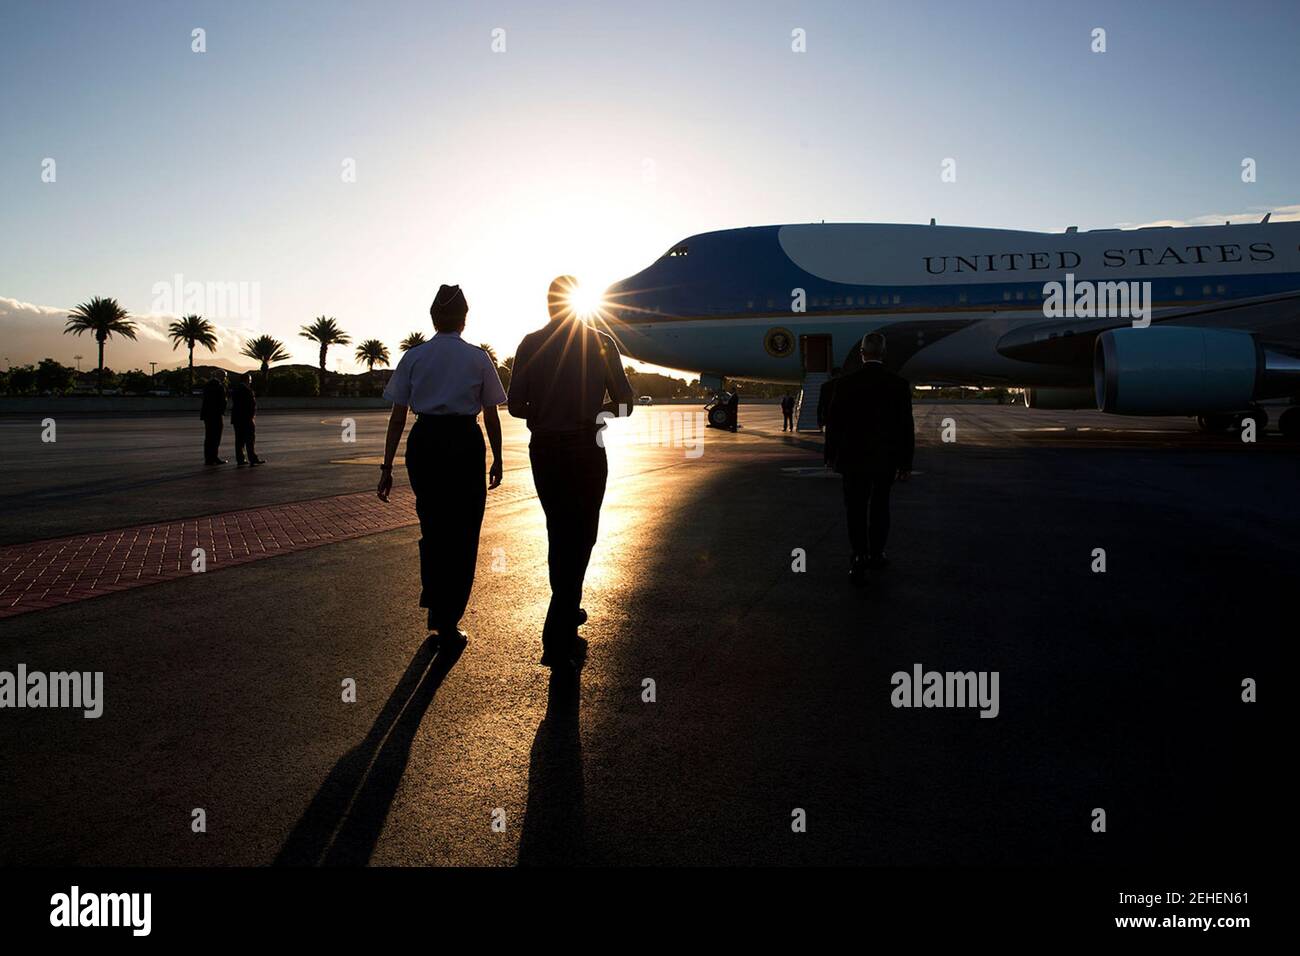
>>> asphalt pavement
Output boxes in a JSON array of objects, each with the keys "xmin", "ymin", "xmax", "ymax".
[{"xmin": 0, "ymin": 404, "xmax": 1288, "ymax": 865}]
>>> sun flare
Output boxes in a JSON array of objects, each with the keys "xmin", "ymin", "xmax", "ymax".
[{"xmin": 567, "ymin": 281, "xmax": 606, "ymax": 319}]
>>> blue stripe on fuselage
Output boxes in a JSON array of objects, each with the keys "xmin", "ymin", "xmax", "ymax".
[{"xmin": 603, "ymin": 225, "xmax": 1300, "ymax": 321}]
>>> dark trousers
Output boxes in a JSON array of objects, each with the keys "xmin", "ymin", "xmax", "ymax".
[
  {"xmin": 233, "ymin": 420, "xmax": 256, "ymax": 463},
  {"xmin": 404, "ymin": 415, "xmax": 486, "ymax": 631},
  {"xmin": 530, "ymin": 431, "xmax": 608, "ymax": 650},
  {"xmin": 841, "ymin": 465, "xmax": 896, "ymax": 558},
  {"xmin": 203, "ymin": 417, "xmax": 223, "ymax": 462},
  {"xmin": 782, "ymin": 410, "xmax": 793, "ymax": 430}
]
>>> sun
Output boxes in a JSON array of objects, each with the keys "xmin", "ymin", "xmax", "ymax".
[{"xmin": 567, "ymin": 281, "xmax": 606, "ymax": 319}]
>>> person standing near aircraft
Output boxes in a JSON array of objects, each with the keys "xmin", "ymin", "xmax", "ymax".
[
  {"xmin": 508, "ymin": 275, "xmax": 635, "ymax": 670},
  {"xmin": 826, "ymin": 333, "xmax": 914, "ymax": 587},
  {"xmin": 231, "ymin": 372, "xmax": 263, "ymax": 466},
  {"xmin": 376, "ymin": 284, "xmax": 506, "ymax": 643},
  {"xmin": 780, "ymin": 393, "xmax": 795, "ymax": 431},
  {"xmin": 200, "ymin": 371, "xmax": 228, "ymax": 465}
]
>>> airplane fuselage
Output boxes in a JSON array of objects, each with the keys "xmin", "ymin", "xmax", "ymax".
[{"xmin": 601, "ymin": 222, "xmax": 1300, "ymax": 394}]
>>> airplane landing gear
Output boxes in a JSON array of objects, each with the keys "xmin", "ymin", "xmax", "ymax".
[
  {"xmin": 703, "ymin": 390, "xmax": 739, "ymax": 430},
  {"xmin": 1197, "ymin": 408, "xmax": 1269, "ymax": 434}
]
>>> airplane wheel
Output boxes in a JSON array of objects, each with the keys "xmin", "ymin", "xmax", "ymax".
[
  {"xmin": 708, "ymin": 406, "xmax": 730, "ymax": 427},
  {"xmin": 1279, "ymin": 407, "xmax": 1300, "ymax": 440},
  {"xmin": 1197, "ymin": 414, "xmax": 1233, "ymax": 433}
]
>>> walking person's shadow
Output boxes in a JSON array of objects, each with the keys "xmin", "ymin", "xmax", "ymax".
[
  {"xmin": 275, "ymin": 635, "xmax": 463, "ymax": 866},
  {"xmin": 517, "ymin": 669, "xmax": 585, "ymax": 865}
]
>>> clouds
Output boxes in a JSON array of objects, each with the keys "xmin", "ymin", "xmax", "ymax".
[
  {"xmin": 0, "ymin": 295, "xmax": 258, "ymax": 370},
  {"xmin": 1119, "ymin": 205, "xmax": 1300, "ymax": 229}
]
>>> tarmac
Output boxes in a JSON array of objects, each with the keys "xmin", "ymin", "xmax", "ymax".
[{"xmin": 0, "ymin": 404, "xmax": 1289, "ymax": 865}]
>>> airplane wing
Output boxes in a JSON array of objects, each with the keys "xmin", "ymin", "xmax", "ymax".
[{"xmin": 995, "ymin": 289, "xmax": 1300, "ymax": 366}]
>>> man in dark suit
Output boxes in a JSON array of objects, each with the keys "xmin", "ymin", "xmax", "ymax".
[
  {"xmin": 200, "ymin": 372, "xmax": 228, "ymax": 465},
  {"xmin": 231, "ymin": 372, "xmax": 263, "ymax": 466},
  {"xmin": 825, "ymin": 333, "xmax": 914, "ymax": 586},
  {"xmin": 780, "ymin": 393, "xmax": 795, "ymax": 431},
  {"xmin": 508, "ymin": 276, "xmax": 635, "ymax": 670}
]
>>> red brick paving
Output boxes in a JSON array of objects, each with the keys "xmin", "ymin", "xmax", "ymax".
[{"xmin": 0, "ymin": 489, "xmax": 424, "ymax": 620}]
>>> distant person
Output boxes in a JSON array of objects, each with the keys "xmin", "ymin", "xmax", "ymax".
[
  {"xmin": 826, "ymin": 334, "xmax": 914, "ymax": 587},
  {"xmin": 726, "ymin": 386, "xmax": 739, "ymax": 431},
  {"xmin": 200, "ymin": 372, "xmax": 228, "ymax": 465},
  {"xmin": 816, "ymin": 366, "xmax": 847, "ymax": 468},
  {"xmin": 781, "ymin": 393, "xmax": 795, "ymax": 431},
  {"xmin": 377, "ymin": 284, "xmax": 506, "ymax": 643},
  {"xmin": 508, "ymin": 275, "xmax": 635, "ymax": 670},
  {"xmin": 231, "ymin": 372, "xmax": 263, "ymax": 466}
]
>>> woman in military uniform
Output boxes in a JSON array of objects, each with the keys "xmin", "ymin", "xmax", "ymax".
[{"xmin": 377, "ymin": 284, "xmax": 506, "ymax": 641}]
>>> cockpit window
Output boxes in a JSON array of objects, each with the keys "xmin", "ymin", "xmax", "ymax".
[{"xmin": 663, "ymin": 245, "xmax": 689, "ymax": 258}]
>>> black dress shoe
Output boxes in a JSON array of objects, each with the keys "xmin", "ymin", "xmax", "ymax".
[
  {"xmin": 436, "ymin": 627, "xmax": 469, "ymax": 645},
  {"xmin": 539, "ymin": 648, "xmax": 575, "ymax": 668},
  {"xmin": 205, "ymin": 458, "xmax": 228, "ymax": 465},
  {"xmin": 867, "ymin": 553, "xmax": 890, "ymax": 570},
  {"xmin": 576, "ymin": 608, "xmax": 588, "ymax": 627},
  {"xmin": 236, "ymin": 460, "xmax": 246, "ymax": 467},
  {"xmin": 250, "ymin": 457, "xmax": 265, "ymax": 466},
  {"xmin": 849, "ymin": 555, "xmax": 868, "ymax": 588},
  {"xmin": 541, "ymin": 635, "xmax": 586, "ymax": 669}
]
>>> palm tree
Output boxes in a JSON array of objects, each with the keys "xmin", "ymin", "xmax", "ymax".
[
  {"xmin": 64, "ymin": 297, "xmax": 138, "ymax": 394},
  {"xmin": 241, "ymin": 335, "xmax": 291, "ymax": 394},
  {"xmin": 479, "ymin": 342, "xmax": 499, "ymax": 367},
  {"xmin": 355, "ymin": 339, "xmax": 391, "ymax": 372},
  {"xmin": 299, "ymin": 316, "xmax": 351, "ymax": 396},
  {"xmin": 167, "ymin": 314, "xmax": 219, "ymax": 393},
  {"xmin": 400, "ymin": 332, "xmax": 427, "ymax": 352}
]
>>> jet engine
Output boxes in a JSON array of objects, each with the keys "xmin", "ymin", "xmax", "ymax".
[{"xmin": 1093, "ymin": 326, "xmax": 1300, "ymax": 415}]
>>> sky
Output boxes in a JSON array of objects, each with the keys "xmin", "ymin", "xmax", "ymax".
[{"xmin": 2, "ymin": 0, "xmax": 1298, "ymax": 374}]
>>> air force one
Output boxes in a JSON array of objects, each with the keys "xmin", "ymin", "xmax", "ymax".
[{"xmin": 595, "ymin": 219, "xmax": 1300, "ymax": 435}]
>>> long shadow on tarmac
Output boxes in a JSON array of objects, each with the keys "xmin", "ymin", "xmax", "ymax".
[
  {"xmin": 517, "ymin": 670, "xmax": 585, "ymax": 866},
  {"xmin": 275, "ymin": 636, "xmax": 464, "ymax": 866}
]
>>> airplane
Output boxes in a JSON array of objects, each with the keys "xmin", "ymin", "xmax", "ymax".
[{"xmin": 595, "ymin": 218, "xmax": 1300, "ymax": 436}]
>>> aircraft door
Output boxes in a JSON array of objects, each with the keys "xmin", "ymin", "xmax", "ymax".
[{"xmin": 801, "ymin": 334, "xmax": 833, "ymax": 375}]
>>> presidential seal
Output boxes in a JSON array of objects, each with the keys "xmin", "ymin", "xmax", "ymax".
[{"xmin": 764, "ymin": 326, "xmax": 795, "ymax": 358}]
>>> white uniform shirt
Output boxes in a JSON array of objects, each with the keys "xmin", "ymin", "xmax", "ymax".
[{"xmin": 383, "ymin": 332, "xmax": 507, "ymax": 415}]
